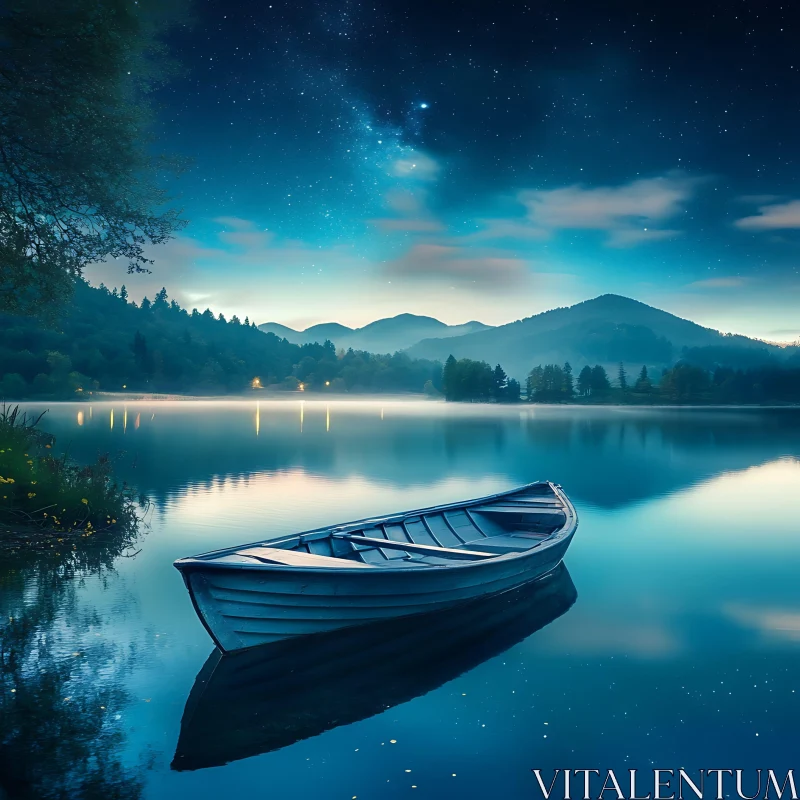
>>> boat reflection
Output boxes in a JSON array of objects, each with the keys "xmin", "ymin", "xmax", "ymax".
[{"xmin": 171, "ymin": 563, "xmax": 577, "ymax": 771}]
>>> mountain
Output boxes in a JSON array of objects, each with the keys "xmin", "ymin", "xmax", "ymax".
[
  {"xmin": 405, "ymin": 294, "xmax": 790, "ymax": 379},
  {"xmin": 258, "ymin": 314, "xmax": 492, "ymax": 354}
]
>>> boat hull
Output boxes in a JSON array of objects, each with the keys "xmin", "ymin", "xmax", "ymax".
[
  {"xmin": 172, "ymin": 563, "xmax": 577, "ymax": 770},
  {"xmin": 181, "ymin": 527, "xmax": 574, "ymax": 652}
]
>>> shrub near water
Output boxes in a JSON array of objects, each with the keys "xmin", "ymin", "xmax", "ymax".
[{"xmin": 0, "ymin": 405, "xmax": 142, "ymax": 552}]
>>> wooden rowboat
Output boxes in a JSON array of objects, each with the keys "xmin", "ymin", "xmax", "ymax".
[
  {"xmin": 172, "ymin": 563, "xmax": 577, "ymax": 771},
  {"xmin": 174, "ymin": 480, "xmax": 578, "ymax": 652}
]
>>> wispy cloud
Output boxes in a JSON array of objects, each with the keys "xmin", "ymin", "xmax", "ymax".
[
  {"xmin": 369, "ymin": 188, "xmax": 445, "ymax": 233},
  {"xmin": 685, "ymin": 277, "xmax": 746, "ymax": 290},
  {"xmin": 471, "ymin": 174, "xmax": 702, "ymax": 247},
  {"xmin": 519, "ymin": 174, "xmax": 701, "ymax": 246},
  {"xmin": 734, "ymin": 199, "xmax": 800, "ymax": 231},
  {"xmin": 384, "ymin": 243, "xmax": 528, "ymax": 288}
]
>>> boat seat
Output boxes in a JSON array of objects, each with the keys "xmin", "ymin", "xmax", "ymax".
[
  {"xmin": 457, "ymin": 535, "xmax": 541, "ymax": 554},
  {"xmin": 332, "ymin": 532, "xmax": 495, "ymax": 560},
  {"xmin": 236, "ymin": 547, "xmax": 372, "ymax": 568}
]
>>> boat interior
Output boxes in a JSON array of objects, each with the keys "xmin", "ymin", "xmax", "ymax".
[{"xmin": 197, "ymin": 483, "xmax": 569, "ymax": 570}]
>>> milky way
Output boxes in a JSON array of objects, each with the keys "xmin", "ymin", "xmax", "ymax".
[{"xmin": 98, "ymin": 0, "xmax": 800, "ymax": 339}]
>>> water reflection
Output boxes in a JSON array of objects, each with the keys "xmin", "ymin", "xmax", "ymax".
[
  {"xmin": 172, "ymin": 564, "xmax": 577, "ymax": 772},
  {"xmin": 26, "ymin": 403, "xmax": 798, "ymax": 511},
  {"xmin": 4, "ymin": 402, "xmax": 800, "ymax": 798},
  {"xmin": 0, "ymin": 544, "xmax": 147, "ymax": 799}
]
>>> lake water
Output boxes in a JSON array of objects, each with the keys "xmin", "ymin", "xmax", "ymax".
[{"xmin": 2, "ymin": 400, "xmax": 800, "ymax": 800}]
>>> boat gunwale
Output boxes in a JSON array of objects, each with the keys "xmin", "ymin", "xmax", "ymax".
[{"xmin": 173, "ymin": 481, "xmax": 577, "ymax": 576}]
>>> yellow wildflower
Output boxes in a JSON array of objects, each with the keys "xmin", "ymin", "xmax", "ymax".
[
  {"xmin": 81, "ymin": 498, "xmax": 88, "ymax": 505},
  {"xmin": 27, "ymin": 492, "xmax": 36, "ymax": 499}
]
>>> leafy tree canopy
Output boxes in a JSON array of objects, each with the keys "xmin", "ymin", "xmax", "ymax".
[{"xmin": 0, "ymin": 0, "xmax": 186, "ymax": 318}]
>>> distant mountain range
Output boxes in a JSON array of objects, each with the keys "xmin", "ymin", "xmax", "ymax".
[
  {"xmin": 262, "ymin": 295, "xmax": 799, "ymax": 379},
  {"xmin": 406, "ymin": 294, "xmax": 796, "ymax": 378},
  {"xmin": 258, "ymin": 314, "xmax": 492, "ymax": 354}
]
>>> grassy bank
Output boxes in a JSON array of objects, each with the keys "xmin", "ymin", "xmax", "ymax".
[{"xmin": 0, "ymin": 405, "xmax": 144, "ymax": 555}]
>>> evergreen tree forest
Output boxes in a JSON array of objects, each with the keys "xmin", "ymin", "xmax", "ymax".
[
  {"xmin": 441, "ymin": 356, "xmax": 521, "ymax": 402},
  {"xmin": 0, "ymin": 282, "xmax": 444, "ymax": 397},
  {"xmin": 524, "ymin": 361, "xmax": 800, "ymax": 404}
]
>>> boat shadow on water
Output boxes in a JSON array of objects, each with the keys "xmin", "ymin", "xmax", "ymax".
[{"xmin": 171, "ymin": 563, "xmax": 577, "ymax": 772}]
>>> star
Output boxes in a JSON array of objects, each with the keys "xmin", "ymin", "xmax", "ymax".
[{"xmin": 420, "ymin": 102, "xmax": 429, "ymax": 109}]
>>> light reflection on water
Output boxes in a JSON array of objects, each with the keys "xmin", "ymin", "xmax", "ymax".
[{"xmin": 1, "ymin": 401, "xmax": 799, "ymax": 800}]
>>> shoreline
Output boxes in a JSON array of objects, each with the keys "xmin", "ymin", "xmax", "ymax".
[{"xmin": 6, "ymin": 393, "xmax": 800, "ymax": 410}]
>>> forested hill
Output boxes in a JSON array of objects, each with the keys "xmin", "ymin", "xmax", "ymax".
[
  {"xmin": 0, "ymin": 282, "xmax": 444, "ymax": 397},
  {"xmin": 406, "ymin": 294, "xmax": 799, "ymax": 379}
]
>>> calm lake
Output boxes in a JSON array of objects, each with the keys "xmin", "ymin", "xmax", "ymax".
[{"xmin": 3, "ymin": 400, "xmax": 800, "ymax": 799}]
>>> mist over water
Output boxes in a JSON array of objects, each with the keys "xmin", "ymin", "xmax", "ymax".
[{"xmin": 3, "ymin": 401, "xmax": 800, "ymax": 799}]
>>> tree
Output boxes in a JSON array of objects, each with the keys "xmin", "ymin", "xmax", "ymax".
[
  {"xmin": 590, "ymin": 365, "xmax": 611, "ymax": 396},
  {"xmin": 660, "ymin": 364, "xmax": 709, "ymax": 401},
  {"xmin": 563, "ymin": 362, "xmax": 575, "ymax": 398},
  {"xmin": 634, "ymin": 365, "xmax": 652, "ymax": 393},
  {"xmin": 154, "ymin": 287, "xmax": 169, "ymax": 308},
  {"xmin": 492, "ymin": 364, "xmax": 508, "ymax": 400},
  {"xmin": 0, "ymin": 0, "xmax": 185, "ymax": 318},
  {"xmin": 526, "ymin": 366, "xmax": 544, "ymax": 400},
  {"xmin": 506, "ymin": 378, "xmax": 521, "ymax": 402},
  {"xmin": 442, "ymin": 357, "xmax": 494, "ymax": 401},
  {"xmin": 577, "ymin": 365, "xmax": 592, "ymax": 397},
  {"xmin": 132, "ymin": 330, "xmax": 153, "ymax": 377},
  {"xmin": 442, "ymin": 355, "xmax": 458, "ymax": 400},
  {"xmin": 244, "ymin": 316, "xmax": 250, "ymax": 327},
  {"xmin": 618, "ymin": 362, "xmax": 628, "ymax": 391},
  {"xmin": 119, "ymin": 285, "xmax": 128, "ymax": 302}
]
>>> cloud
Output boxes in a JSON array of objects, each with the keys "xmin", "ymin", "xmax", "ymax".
[
  {"xmin": 685, "ymin": 277, "xmax": 746, "ymax": 290},
  {"xmin": 389, "ymin": 150, "xmax": 440, "ymax": 181},
  {"xmin": 369, "ymin": 188, "xmax": 445, "ymax": 233},
  {"xmin": 520, "ymin": 175, "xmax": 700, "ymax": 230},
  {"xmin": 212, "ymin": 216, "xmax": 255, "ymax": 231},
  {"xmin": 472, "ymin": 174, "xmax": 702, "ymax": 247},
  {"xmin": 384, "ymin": 243, "xmax": 528, "ymax": 288},
  {"xmin": 734, "ymin": 199, "xmax": 800, "ymax": 231}
]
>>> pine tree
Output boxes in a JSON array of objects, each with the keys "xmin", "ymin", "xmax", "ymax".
[
  {"xmin": 244, "ymin": 316, "xmax": 250, "ymax": 326},
  {"xmin": 618, "ymin": 362, "xmax": 628, "ymax": 391},
  {"xmin": 119, "ymin": 285, "xmax": 128, "ymax": 301},
  {"xmin": 442, "ymin": 355, "xmax": 457, "ymax": 400},
  {"xmin": 563, "ymin": 362, "xmax": 575, "ymax": 398},
  {"xmin": 634, "ymin": 365, "xmax": 652, "ymax": 393}
]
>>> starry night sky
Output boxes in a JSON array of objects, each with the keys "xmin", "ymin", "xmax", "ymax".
[{"xmin": 90, "ymin": 0, "xmax": 800, "ymax": 339}]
